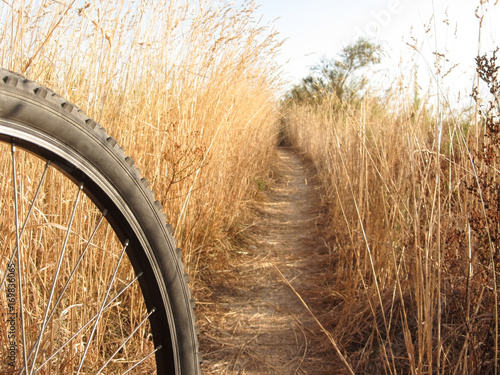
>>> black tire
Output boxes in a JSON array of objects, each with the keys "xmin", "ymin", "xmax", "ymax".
[{"xmin": 0, "ymin": 69, "xmax": 201, "ymax": 374}]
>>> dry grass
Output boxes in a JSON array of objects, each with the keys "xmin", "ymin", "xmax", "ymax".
[
  {"xmin": 5, "ymin": 1, "xmax": 499, "ymax": 374},
  {"xmin": 0, "ymin": 0, "xmax": 283, "ymax": 272},
  {"xmin": 278, "ymin": 4, "xmax": 500, "ymax": 372},
  {"xmin": 282, "ymin": 66, "xmax": 500, "ymax": 372},
  {"xmin": 0, "ymin": 0, "xmax": 283, "ymax": 371}
]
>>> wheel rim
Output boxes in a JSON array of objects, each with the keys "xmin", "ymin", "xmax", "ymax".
[{"xmin": 0, "ymin": 120, "xmax": 175, "ymax": 374}]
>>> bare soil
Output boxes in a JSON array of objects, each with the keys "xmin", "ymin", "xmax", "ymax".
[{"xmin": 197, "ymin": 147, "xmax": 342, "ymax": 374}]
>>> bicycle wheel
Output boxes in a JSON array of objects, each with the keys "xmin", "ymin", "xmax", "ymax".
[{"xmin": 0, "ymin": 69, "xmax": 201, "ymax": 374}]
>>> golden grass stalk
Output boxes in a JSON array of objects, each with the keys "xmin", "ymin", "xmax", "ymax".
[{"xmin": 273, "ymin": 264, "xmax": 355, "ymax": 375}]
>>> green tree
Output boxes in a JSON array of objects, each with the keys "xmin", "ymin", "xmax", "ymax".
[{"xmin": 288, "ymin": 38, "xmax": 382, "ymax": 104}]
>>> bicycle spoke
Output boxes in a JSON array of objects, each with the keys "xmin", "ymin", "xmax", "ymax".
[
  {"xmin": 25, "ymin": 209, "xmax": 108, "ymax": 370},
  {"xmin": 121, "ymin": 345, "xmax": 163, "ymax": 375},
  {"xmin": 76, "ymin": 239, "xmax": 130, "ymax": 374},
  {"xmin": 94, "ymin": 308, "xmax": 156, "ymax": 374},
  {"xmin": 44, "ymin": 209, "xmax": 107, "ymax": 325},
  {"xmin": 0, "ymin": 158, "xmax": 50, "ymax": 292},
  {"xmin": 11, "ymin": 143, "xmax": 29, "ymax": 371},
  {"xmin": 28, "ymin": 182, "xmax": 84, "ymax": 374},
  {"xmin": 32, "ymin": 272, "xmax": 143, "ymax": 374}
]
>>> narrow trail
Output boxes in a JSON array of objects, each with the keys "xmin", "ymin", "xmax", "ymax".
[{"xmin": 198, "ymin": 147, "xmax": 340, "ymax": 374}]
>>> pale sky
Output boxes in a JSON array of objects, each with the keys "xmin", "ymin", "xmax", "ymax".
[{"xmin": 252, "ymin": 0, "xmax": 500, "ymax": 101}]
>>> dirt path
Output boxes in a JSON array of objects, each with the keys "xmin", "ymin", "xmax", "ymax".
[{"xmin": 198, "ymin": 147, "xmax": 340, "ymax": 374}]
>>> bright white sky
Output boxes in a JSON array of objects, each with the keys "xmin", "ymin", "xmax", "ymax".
[{"xmin": 252, "ymin": 0, "xmax": 500, "ymax": 102}]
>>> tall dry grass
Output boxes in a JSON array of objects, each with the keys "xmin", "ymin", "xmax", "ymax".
[
  {"xmin": 0, "ymin": 0, "xmax": 283, "ymax": 277},
  {"xmin": 282, "ymin": 70, "xmax": 498, "ymax": 372},
  {"xmin": 0, "ymin": 0, "xmax": 282, "ymax": 371}
]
